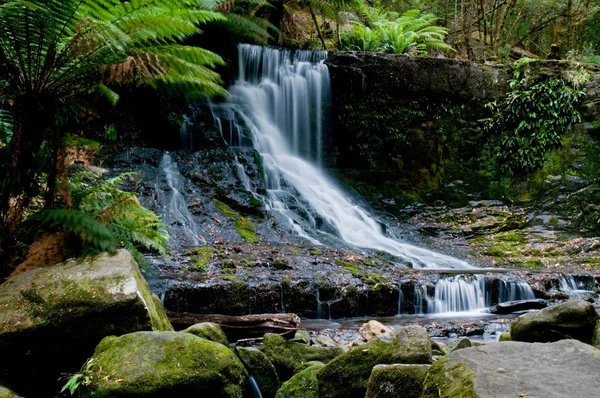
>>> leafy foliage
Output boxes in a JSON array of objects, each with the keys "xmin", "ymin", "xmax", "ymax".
[
  {"xmin": 341, "ymin": 9, "xmax": 453, "ymax": 54},
  {"xmin": 61, "ymin": 358, "xmax": 95, "ymax": 395},
  {"xmin": 486, "ymin": 64, "xmax": 588, "ymax": 173},
  {"xmin": 30, "ymin": 172, "xmax": 168, "ymax": 265}
]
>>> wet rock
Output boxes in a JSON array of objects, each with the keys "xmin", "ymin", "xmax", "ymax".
[
  {"xmin": 490, "ymin": 299, "xmax": 548, "ymax": 314},
  {"xmin": 0, "ymin": 386, "xmax": 22, "ymax": 398},
  {"xmin": 260, "ymin": 334, "xmax": 342, "ymax": 382},
  {"xmin": 82, "ymin": 331, "xmax": 247, "ymax": 397},
  {"xmin": 365, "ymin": 364, "xmax": 430, "ymax": 398},
  {"xmin": 274, "ymin": 363, "xmax": 323, "ymax": 398},
  {"xmin": 316, "ymin": 325, "xmax": 432, "ymax": 398},
  {"xmin": 422, "ymin": 340, "xmax": 600, "ymax": 398},
  {"xmin": 182, "ymin": 322, "xmax": 228, "ymax": 346},
  {"xmin": 359, "ymin": 320, "xmax": 393, "ymax": 341},
  {"xmin": 235, "ymin": 347, "xmax": 280, "ymax": 398},
  {"xmin": 292, "ymin": 329, "xmax": 312, "ymax": 344},
  {"xmin": 511, "ymin": 300, "xmax": 600, "ymax": 344},
  {"xmin": 0, "ymin": 250, "xmax": 172, "ymax": 397},
  {"xmin": 448, "ymin": 338, "xmax": 472, "ymax": 352},
  {"xmin": 316, "ymin": 335, "xmax": 338, "ymax": 348}
]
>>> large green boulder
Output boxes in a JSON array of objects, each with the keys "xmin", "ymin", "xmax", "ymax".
[
  {"xmin": 0, "ymin": 386, "xmax": 22, "ymax": 398},
  {"xmin": 510, "ymin": 300, "xmax": 599, "ymax": 344},
  {"xmin": 83, "ymin": 331, "xmax": 247, "ymax": 397},
  {"xmin": 316, "ymin": 325, "xmax": 432, "ymax": 398},
  {"xmin": 235, "ymin": 346, "xmax": 280, "ymax": 398},
  {"xmin": 183, "ymin": 322, "xmax": 229, "ymax": 346},
  {"xmin": 275, "ymin": 363, "xmax": 324, "ymax": 398},
  {"xmin": 422, "ymin": 340, "xmax": 600, "ymax": 398},
  {"xmin": 365, "ymin": 364, "xmax": 430, "ymax": 398},
  {"xmin": 0, "ymin": 250, "xmax": 172, "ymax": 397},
  {"xmin": 260, "ymin": 334, "xmax": 343, "ymax": 381}
]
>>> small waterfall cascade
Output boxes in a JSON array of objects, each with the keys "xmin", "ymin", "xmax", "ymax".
[
  {"xmin": 558, "ymin": 274, "xmax": 596, "ymax": 298},
  {"xmin": 157, "ymin": 152, "xmax": 204, "ymax": 247},
  {"xmin": 248, "ymin": 376, "xmax": 263, "ymax": 398},
  {"xmin": 210, "ymin": 43, "xmax": 472, "ymax": 269},
  {"xmin": 408, "ymin": 275, "xmax": 536, "ymax": 314}
]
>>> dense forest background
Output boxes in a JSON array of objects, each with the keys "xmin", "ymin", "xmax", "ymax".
[{"xmin": 1, "ymin": 0, "xmax": 599, "ymax": 277}]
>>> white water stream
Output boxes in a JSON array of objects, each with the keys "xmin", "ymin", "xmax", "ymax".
[{"xmin": 212, "ymin": 44, "xmax": 471, "ymax": 269}]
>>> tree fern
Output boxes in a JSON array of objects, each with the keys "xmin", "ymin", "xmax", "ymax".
[
  {"xmin": 0, "ymin": 0, "xmax": 228, "ymax": 239},
  {"xmin": 29, "ymin": 172, "xmax": 168, "ymax": 265}
]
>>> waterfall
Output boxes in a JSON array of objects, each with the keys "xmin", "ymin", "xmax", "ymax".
[
  {"xmin": 210, "ymin": 43, "xmax": 472, "ymax": 269},
  {"xmin": 409, "ymin": 275, "xmax": 536, "ymax": 314},
  {"xmin": 157, "ymin": 152, "xmax": 204, "ymax": 247},
  {"xmin": 558, "ymin": 274, "xmax": 595, "ymax": 298}
]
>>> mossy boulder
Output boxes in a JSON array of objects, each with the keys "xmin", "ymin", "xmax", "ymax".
[
  {"xmin": 316, "ymin": 325, "xmax": 432, "ymax": 398},
  {"xmin": 235, "ymin": 347, "xmax": 280, "ymax": 398},
  {"xmin": 0, "ymin": 386, "xmax": 22, "ymax": 398},
  {"xmin": 183, "ymin": 322, "xmax": 229, "ymax": 346},
  {"xmin": 423, "ymin": 340, "xmax": 600, "ymax": 397},
  {"xmin": 498, "ymin": 332, "xmax": 511, "ymax": 342},
  {"xmin": 83, "ymin": 331, "xmax": 247, "ymax": 397},
  {"xmin": 511, "ymin": 300, "xmax": 600, "ymax": 344},
  {"xmin": 260, "ymin": 334, "xmax": 343, "ymax": 381},
  {"xmin": 365, "ymin": 364, "xmax": 430, "ymax": 398},
  {"xmin": 593, "ymin": 320, "xmax": 600, "ymax": 349},
  {"xmin": 0, "ymin": 250, "xmax": 172, "ymax": 397},
  {"xmin": 274, "ymin": 363, "xmax": 323, "ymax": 398}
]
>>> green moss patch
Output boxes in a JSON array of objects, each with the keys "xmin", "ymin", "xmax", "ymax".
[
  {"xmin": 234, "ymin": 218, "xmax": 259, "ymax": 243},
  {"xmin": 214, "ymin": 199, "xmax": 240, "ymax": 218},
  {"xmin": 275, "ymin": 363, "xmax": 323, "ymax": 398},
  {"xmin": 192, "ymin": 246, "xmax": 213, "ymax": 272},
  {"xmin": 421, "ymin": 358, "xmax": 476, "ymax": 398}
]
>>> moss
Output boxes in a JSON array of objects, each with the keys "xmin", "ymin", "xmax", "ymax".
[
  {"xmin": 421, "ymin": 357, "xmax": 477, "ymax": 398},
  {"xmin": 498, "ymin": 332, "xmax": 511, "ymax": 342},
  {"xmin": 192, "ymin": 246, "xmax": 213, "ymax": 272},
  {"xmin": 0, "ymin": 386, "xmax": 22, "ymax": 398},
  {"xmin": 182, "ymin": 322, "xmax": 229, "ymax": 346},
  {"xmin": 236, "ymin": 347, "xmax": 280, "ymax": 398},
  {"xmin": 260, "ymin": 334, "xmax": 342, "ymax": 382},
  {"xmin": 494, "ymin": 232, "xmax": 527, "ymax": 244},
  {"xmin": 222, "ymin": 259, "xmax": 237, "ymax": 269},
  {"xmin": 521, "ymin": 260, "xmax": 544, "ymax": 268},
  {"xmin": 365, "ymin": 364, "xmax": 431, "ymax": 398},
  {"xmin": 272, "ymin": 258, "xmax": 290, "ymax": 270},
  {"xmin": 316, "ymin": 326, "xmax": 431, "ymax": 398},
  {"xmin": 249, "ymin": 197, "xmax": 262, "ymax": 208},
  {"xmin": 222, "ymin": 275, "xmax": 237, "ymax": 282},
  {"xmin": 275, "ymin": 363, "xmax": 323, "ymax": 398},
  {"xmin": 85, "ymin": 331, "xmax": 247, "ymax": 397},
  {"xmin": 234, "ymin": 218, "xmax": 259, "ymax": 243},
  {"xmin": 310, "ymin": 251, "xmax": 319, "ymax": 256},
  {"xmin": 214, "ymin": 199, "xmax": 240, "ymax": 218}
]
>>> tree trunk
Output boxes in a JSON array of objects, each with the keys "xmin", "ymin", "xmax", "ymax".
[
  {"xmin": 308, "ymin": 3, "xmax": 327, "ymax": 50},
  {"xmin": 167, "ymin": 311, "xmax": 301, "ymax": 340}
]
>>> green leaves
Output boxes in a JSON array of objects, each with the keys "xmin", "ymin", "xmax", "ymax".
[
  {"xmin": 340, "ymin": 9, "xmax": 454, "ymax": 55},
  {"xmin": 486, "ymin": 68, "xmax": 587, "ymax": 173},
  {"xmin": 29, "ymin": 171, "xmax": 168, "ymax": 265}
]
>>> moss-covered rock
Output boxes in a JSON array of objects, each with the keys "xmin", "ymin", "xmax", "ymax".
[
  {"xmin": 83, "ymin": 331, "xmax": 247, "ymax": 397},
  {"xmin": 316, "ymin": 325, "xmax": 432, "ymax": 398},
  {"xmin": 424, "ymin": 340, "xmax": 600, "ymax": 397},
  {"xmin": 498, "ymin": 332, "xmax": 512, "ymax": 342},
  {"xmin": 448, "ymin": 338, "xmax": 472, "ymax": 352},
  {"xmin": 260, "ymin": 334, "xmax": 343, "ymax": 382},
  {"xmin": 235, "ymin": 347, "xmax": 280, "ymax": 398},
  {"xmin": 0, "ymin": 250, "xmax": 172, "ymax": 397},
  {"xmin": 421, "ymin": 357, "xmax": 477, "ymax": 398},
  {"xmin": 365, "ymin": 364, "xmax": 430, "ymax": 398},
  {"xmin": 275, "ymin": 363, "xmax": 323, "ymax": 398},
  {"xmin": 182, "ymin": 322, "xmax": 229, "ymax": 346},
  {"xmin": 0, "ymin": 386, "xmax": 22, "ymax": 398},
  {"xmin": 511, "ymin": 300, "xmax": 600, "ymax": 344}
]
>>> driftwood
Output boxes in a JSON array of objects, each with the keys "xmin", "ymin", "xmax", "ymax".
[{"xmin": 167, "ymin": 311, "xmax": 301, "ymax": 340}]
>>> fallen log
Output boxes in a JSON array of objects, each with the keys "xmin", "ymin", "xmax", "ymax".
[
  {"xmin": 490, "ymin": 299, "xmax": 548, "ymax": 314},
  {"xmin": 167, "ymin": 311, "xmax": 301, "ymax": 340}
]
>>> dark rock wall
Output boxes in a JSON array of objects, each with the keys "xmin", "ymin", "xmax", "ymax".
[{"xmin": 326, "ymin": 52, "xmax": 510, "ymax": 203}]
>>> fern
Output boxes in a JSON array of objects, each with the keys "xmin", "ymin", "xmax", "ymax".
[{"xmin": 29, "ymin": 172, "xmax": 168, "ymax": 265}]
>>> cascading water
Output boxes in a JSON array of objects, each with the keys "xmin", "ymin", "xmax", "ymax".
[
  {"xmin": 416, "ymin": 275, "xmax": 535, "ymax": 314},
  {"xmin": 157, "ymin": 152, "xmax": 205, "ymax": 247},
  {"xmin": 211, "ymin": 43, "xmax": 472, "ymax": 269}
]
